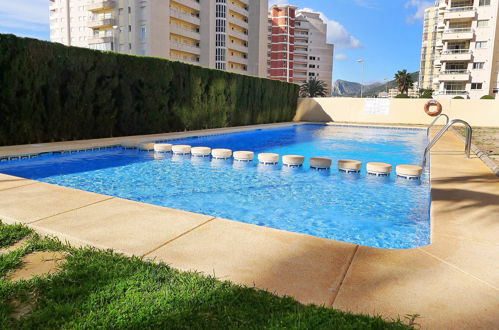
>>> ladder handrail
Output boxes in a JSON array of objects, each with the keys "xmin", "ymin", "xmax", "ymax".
[
  {"xmin": 422, "ymin": 119, "xmax": 472, "ymax": 168},
  {"xmin": 427, "ymin": 114, "xmax": 450, "ymax": 136}
]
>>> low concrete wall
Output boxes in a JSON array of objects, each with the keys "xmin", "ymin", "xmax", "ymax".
[{"xmin": 295, "ymin": 97, "xmax": 499, "ymax": 127}]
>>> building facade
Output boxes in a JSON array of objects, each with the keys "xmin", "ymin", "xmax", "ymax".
[
  {"xmin": 48, "ymin": 0, "xmax": 268, "ymax": 77},
  {"xmin": 267, "ymin": 4, "xmax": 334, "ymax": 95},
  {"xmin": 419, "ymin": 0, "xmax": 499, "ymax": 98}
]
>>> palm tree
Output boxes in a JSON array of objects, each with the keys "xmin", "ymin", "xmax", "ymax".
[
  {"xmin": 394, "ymin": 70, "xmax": 414, "ymax": 95},
  {"xmin": 300, "ymin": 77, "xmax": 328, "ymax": 98}
]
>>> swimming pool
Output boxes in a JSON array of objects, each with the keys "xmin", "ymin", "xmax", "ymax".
[{"xmin": 0, "ymin": 124, "xmax": 431, "ymax": 249}]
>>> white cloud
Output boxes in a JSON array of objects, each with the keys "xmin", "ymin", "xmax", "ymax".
[
  {"xmin": 335, "ymin": 54, "xmax": 348, "ymax": 61},
  {"xmin": 0, "ymin": 0, "xmax": 49, "ymax": 31},
  {"xmin": 268, "ymin": 0, "xmax": 289, "ymax": 7},
  {"xmin": 404, "ymin": 0, "xmax": 434, "ymax": 24},
  {"xmin": 268, "ymin": 3, "xmax": 363, "ymax": 49},
  {"xmin": 300, "ymin": 8, "xmax": 363, "ymax": 50}
]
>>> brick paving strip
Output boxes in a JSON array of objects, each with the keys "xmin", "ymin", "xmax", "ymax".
[{"xmin": 0, "ymin": 123, "xmax": 498, "ymax": 329}]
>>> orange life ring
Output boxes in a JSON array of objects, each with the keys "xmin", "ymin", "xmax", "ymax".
[{"xmin": 424, "ymin": 100, "xmax": 442, "ymax": 117}]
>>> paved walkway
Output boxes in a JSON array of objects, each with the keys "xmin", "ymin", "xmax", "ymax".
[{"xmin": 0, "ymin": 124, "xmax": 498, "ymax": 329}]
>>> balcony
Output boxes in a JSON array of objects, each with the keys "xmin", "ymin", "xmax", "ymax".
[
  {"xmin": 170, "ymin": 55, "xmax": 200, "ymax": 64},
  {"xmin": 88, "ymin": 36, "xmax": 113, "ymax": 44},
  {"xmin": 170, "ymin": 9, "xmax": 200, "ymax": 26},
  {"xmin": 439, "ymin": 90, "xmax": 468, "ymax": 96},
  {"xmin": 228, "ymin": 2, "xmax": 248, "ymax": 18},
  {"xmin": 227, "ymin": 53, "xmax": 248, "ymax": 65},
  {"xmin": 442, "ymin": 28, "xmax": 474, "ymax": 41},
  {"xmin": 171, "ymin": 0, "xmax": 200, "ymax": 11},
  {"xmin": 294, "ymin": 47, "xmax": 308, "ymax": 54},
  {"xmin": 87, "ymin": 1, "xmax": 115, "ymax": 12},
  {"xmin": 228, "ymin": 15, "xmax": 248, "ymax": 29},
  {"xmin": 440, "ymin": 49, "xmax": 472, "ymax": 61},
  {"xmin": 228, "ymin": 66, "xmax": 248, "ymax": 75},
  {"xmin": 170, "ymin": 24, "xmax": 200, "ymax": 40},
  {"xmin": 228, "ymin": 41, "xmax": 247, "ymax": 53},
  {"xmin": 438, "ymin": 70, "xmax": 470, "ymax": 81},
  {"xmin": 87, "ymin": 18, "xmax": 115, "ymax": 29},
  {"xmin": 229, "ymin": 29, "xmax": 248, "ymax": 41},
  {"xmin": 444, "ymin": 7, "xmax": 476, "ymax": 20},
  {"xmin": 170, "ymin": 42, "xmax": 201, "ymax": 55}
]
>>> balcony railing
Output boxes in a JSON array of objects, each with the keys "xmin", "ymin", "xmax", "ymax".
[
  {"xmin": 442, "ymin": 49, "xmax": 471, "ymax": 54},
  {"xmin": 439, "ymin": 90, "xmax": 468, "ymax": 95},
  {"xmin": 444, "ymin": 28, "xmax": 473, "ymax": 34},
  {"xmin": 447, "ymin": 6, "xmax": 474, "ymax": 12},
  {"xmin": 440, "ymin": 70, "xmax": 469, "ymax": 75}
]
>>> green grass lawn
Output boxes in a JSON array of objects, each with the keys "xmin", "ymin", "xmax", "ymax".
[{"xmin": 0, "ymin": 221, "xmax": 412, "ymax": 329}]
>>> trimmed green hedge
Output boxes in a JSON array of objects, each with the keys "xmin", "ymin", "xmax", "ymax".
[{"xmin": 0, "ymin": 34, "xmax": 299, "ymax": 146}]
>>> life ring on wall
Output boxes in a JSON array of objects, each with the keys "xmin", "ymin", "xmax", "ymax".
[{"xmin": 424, "ymin": 100, "xmax": 443, "ymax": 117}]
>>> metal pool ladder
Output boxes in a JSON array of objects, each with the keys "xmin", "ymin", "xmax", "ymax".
[
  {"xmin": 426, "ymin": 114, "xmax": 449, "ymax": 136},
  {"xmin": 422, "ymin": 119, "xmax": 472, "ymax": 168}
]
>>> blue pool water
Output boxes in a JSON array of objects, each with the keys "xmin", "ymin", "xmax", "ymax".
[{"xmin": 0, "ymin": 124, "xmax": 431, "ymax": 249}]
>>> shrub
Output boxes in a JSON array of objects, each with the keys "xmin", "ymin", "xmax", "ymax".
[
  {"xmin": 0, "ymin": 34, "xmax": 299, "ymax": 146},
  {"xmin": 480, "ymin": 95, "xmax": 495, "ymax": 100},
  {"xmin": 419, "ymin": 89, "xmax": 433, "ymax": 99},
  {"xmin": 453, "ymin": 96, "xmax": 465, "ymax": 99},
  {"xmin": 395, "ymin": 94, "xmax": 409, "ymax": 98}
]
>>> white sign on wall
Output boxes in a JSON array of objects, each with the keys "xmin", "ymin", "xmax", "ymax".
[{"xmin": 364, "ymin": 99, "xmax": 390, "ymax": 115}]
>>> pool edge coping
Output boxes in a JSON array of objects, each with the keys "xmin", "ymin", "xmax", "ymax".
[{"xmin": 1, "ymin": 122, "xmax": 498, "ymax": 329}]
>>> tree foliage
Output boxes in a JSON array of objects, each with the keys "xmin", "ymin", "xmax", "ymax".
[
  {"xmin": 0, "ymin": 34, "xmax": 299, "ymax": 146},
  {"xmin": 299, "ymin": 78, "xmax": 328, "ymax": 98},
  {"xmin": 419, "ymin": 89, "xmax": 433, "ymax": 99},
  {"xmin": 394, "ymin": 70, "xmax": 414, "ymax": 95}
]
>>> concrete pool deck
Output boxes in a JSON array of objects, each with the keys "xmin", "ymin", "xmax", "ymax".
[{"xmin": 0, "ymin": 123, "xmax": 498, "ymax": 329}]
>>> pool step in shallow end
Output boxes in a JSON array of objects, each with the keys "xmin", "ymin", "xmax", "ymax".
[
  {"xmin": 258, "ymin": 153, "xmax": 280, "ymax": 165},
  {"xmin": 154, "ymin": 143, "xmax": 173, "ymax": 153},
  {"xmin": 338, "ymin": 159, "xmax": 362, "ymax": 173},
  {"xmin": 366, "ymin": 162, "xmax": 392, "ymax": 176},
  {"xmin": 172, "ymin": 145, "xmax": 192, "ymax": 155},
  {"xmin": 234, "ymin": 151, "xmax": 254, "ymax": 162},
  {"xmin": 310, "ymin": 157, "xmax": 332, "ymax": 170},
  {"xmin": 212, "ymin": 149, "xmax": 233, "ymax": 159},
  {"xmin": 138, "ymin": 143, "xmax": 155, "ymax": 151},
  {"xmin": 191, "ymin": 147, "xmax": 212, "ymax": 157},
  {"xmin": 282, "ymin": 155, "xmax": 305, "ymax": 167},
  {"xmin": 396, "ymin": 165, "xmax": 423, "ymax": 180}
]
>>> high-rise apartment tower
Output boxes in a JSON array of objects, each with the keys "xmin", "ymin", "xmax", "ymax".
[
  {"xmin": 267, "ymin": 4, "xmax": 334, "ymax": 95},
  {"xmin": 419, "ymin": 0, "xmax": 499, "ymax": 98},
  {"xmin": 48, "ymin": 0, "xmax": 268, "ymax": 77}
]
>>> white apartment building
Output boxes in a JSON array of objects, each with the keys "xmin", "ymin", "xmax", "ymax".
[
  {"xmin": 48, "ymin": 0, "xmax": 268, "ymax": 77},
  {"xmin": 419, "ymin": 0, "xmax": 499, "ymax": 99},
  {"xmin": 267, "ymin": 5, "xmax": 334, "ymax": 95}
]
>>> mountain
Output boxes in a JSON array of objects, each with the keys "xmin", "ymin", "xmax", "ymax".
[
  {"xmin": 332, "ymin": 72, "xmax": 419, "ymax": 97},
  {"xmin": 364, "ymin": 72, "xmax": 420, "ymax": 97}
]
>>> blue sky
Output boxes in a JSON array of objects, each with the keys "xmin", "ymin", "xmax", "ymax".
[{"xmin": 0, "ymin": 0, "xmax": 433, "ymax": 83}]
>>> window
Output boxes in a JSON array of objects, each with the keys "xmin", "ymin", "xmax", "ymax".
[
  {"xmin": 140, "ymin": 25, "xmax": 146, "ymax": 40},
  {"xmin": 471, "ymin": 83, "xmax": 483, "ymax": 90},
  {"xmin": 479, "ymin": 0, "xmax": 490, "ymax": 5},
  {"xmin": 475, "ymin": 41, "xmax": 487, "ymax": 49},
  {"xmin": 477, "ymin": 20, "xmax": 489, "ymax": 28},
  {"xmin": 473, "ymin": 62, "xmax": 485, "ymax": 70}
]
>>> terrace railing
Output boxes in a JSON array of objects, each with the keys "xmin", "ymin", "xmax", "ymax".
[
  {"xmin": 442, "ymin": 49, "xmax": 471, "ymax": 54},
  {"xmin": 444, "ymin": 27, "xmax": 474, "ymax": 34},
  {"xmin": 447, "ymin": 6, "xmax": 474, "ymax": 12},
  {"xmin": 440, "ymin": 70, "xmax": 469, "ymax": 75}
]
